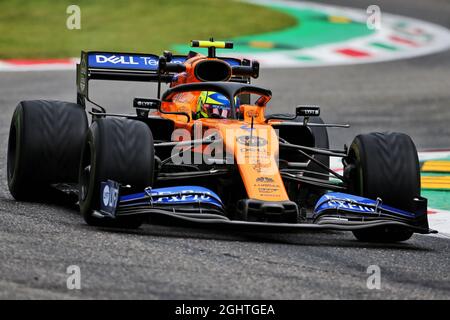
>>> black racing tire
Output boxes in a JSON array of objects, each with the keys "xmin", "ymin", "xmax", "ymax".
[
  {"xmin": 79, "ymin": 118, "xmax": 155, "ymax": 229},
  {"xmin": 345, "ymin": 132, "xmax": 420, "ymax": 242},
  {"xmin": 7, "ymin": 100, "xmax": 88, "ymax": 201}
]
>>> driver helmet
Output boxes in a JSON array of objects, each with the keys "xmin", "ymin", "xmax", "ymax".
[{"xmin": 196, "ymin": 91, "xmax": 239, "ymax": 119}]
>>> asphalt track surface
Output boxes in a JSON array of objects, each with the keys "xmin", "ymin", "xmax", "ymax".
[{"xmin": 1, "ymin": 0, "xmax": 450, "ymax": 299}]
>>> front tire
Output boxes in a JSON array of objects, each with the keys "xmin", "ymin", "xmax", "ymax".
[
  {"xmin": 79, "ymin": 118, "xmax": 155, "ymax": 228},
  {"xmin": 345, "ymin": 132, "xmax": 420, "ymax": 242}
]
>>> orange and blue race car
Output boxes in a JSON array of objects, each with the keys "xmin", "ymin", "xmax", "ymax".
[{"xmin": 6, "ymin": 40, "xmax": 435, "ymax": 242}]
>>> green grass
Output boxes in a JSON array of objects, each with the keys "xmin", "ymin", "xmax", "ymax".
[{"xmin": 0, "ymin": 0, "xmax": 296, "ymax": 59}]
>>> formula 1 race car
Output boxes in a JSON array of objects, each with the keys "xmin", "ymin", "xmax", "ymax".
[{"xmin": 7, "ymin": 40, "xmax": 434, "ymax": 242}]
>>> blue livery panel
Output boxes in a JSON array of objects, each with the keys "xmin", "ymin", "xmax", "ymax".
[
  {"xmin": 100, "ymin": 180, "xmax": 120, "ymax": 217},
  {"xmin": 314, "ymin": 192, "xmax": 416, "ymax": 218},
  {"xmin": 119, "ymin": 185, "xmax": 224, "ymax": 208},
  {"xmin": 88, "ymin": 53, "xmax": 160, "ymax": 71},
  {"xmin": 87, "ymin": 52, "xmax": 242, "ymax": 71}
]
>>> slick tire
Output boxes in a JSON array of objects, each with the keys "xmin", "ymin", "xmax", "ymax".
[
  {"xmin": 7, "ymin": 100, "xmax": 88, "ymax": 200},
  {"xmin": 79, "ymin": 118, "xmax": 155, "ymax": 229},
  {"xmin": 346, "ymin": 132, "xmax": 420, "ymax": 242}
]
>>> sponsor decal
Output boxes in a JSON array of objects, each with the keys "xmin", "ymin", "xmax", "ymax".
[
  {"xmin": 256, "ymin": 177, "xmax": 274, "ymax": 183},
  {"xmin": 145, "ymin": 186, "xmax": 223, "ymax": 208},
  {"xmin": 258, "ymin": 188, "xmax": 280, "ymax": 195},
  {"xmin": 133, "ymin": 98, "xmax": 160, "ymax": 109},
  {"xmin": 102, "ymin": 185, "xmax": 111, "ymax": 206},
  {"xmin": 100, "ymin": 180, "xmax": 119, "ymax": 216},
  {"xmin": 252, "ymin": 162, "xmax": 272, "ymax": 173},
  {"xmin": 254, "ymin": 176, "xmax": 280, "ymax": 195},
  {"xmin": 120, "ymin": 186, "xmax": 224, "ymax": 208},
  {"xmin": 236, "ymin": 135, "xmax": 268, "ymax": 147},
  {"xmin": 151, "ymin": 190, "xmax": 214, "ymax": 203},
  {"xmin": 320, "ymin": 194, "xmax": 376, "ymax": 213},
  {"xmin": 95, "ymin": 55, "xmax": 139, "ymax": 65},
  {"xmin": 88, "ymin": 53, "xmax": 160, "ymax": 70},
  {"xmin": 314, "ymin": 192, "xmax": 415, "ymax": 218},
  {"xmin": 84, "ymin": 54, "xmax": 241, "ymax": 72},
  {"xmin": 296, "ymin": 106, "xmax": 320, "ymax": 116},
  {"xmin": 302, "ymin": 109, "xmax": 319, "ymax": 116}
]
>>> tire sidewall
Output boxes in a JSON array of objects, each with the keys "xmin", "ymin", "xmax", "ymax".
[
  {"xmin": 79, "ymin": 128, "xmax": 99, "ymax": 221},
  {"xmin": 7, "ymin": 104, "xmax": 26, "ymax": 197}
]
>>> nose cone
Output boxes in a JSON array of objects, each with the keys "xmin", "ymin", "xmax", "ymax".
[{"xmin": 219, "ymin": 124, "xmax": 289, "ymax": 202}]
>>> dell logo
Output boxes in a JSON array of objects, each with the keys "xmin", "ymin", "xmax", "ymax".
[{"xmin": 95, "ymin": 55, "xmax": 139, "ymax": 65}]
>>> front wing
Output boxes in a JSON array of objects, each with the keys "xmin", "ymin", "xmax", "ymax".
[{"xmin": 96, "ymin": 180, "xmax": 435, "ymax": 234}]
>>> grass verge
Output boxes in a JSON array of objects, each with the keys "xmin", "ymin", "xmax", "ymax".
[{"xmin": 0, "ymin": 0, "xmax": 296, "ymax": 58}]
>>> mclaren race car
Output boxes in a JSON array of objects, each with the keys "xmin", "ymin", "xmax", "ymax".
[{"xmin": 6, "ymin": 40, "xmax": 434, "ymax": 242}]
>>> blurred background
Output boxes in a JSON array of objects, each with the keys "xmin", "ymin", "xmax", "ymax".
[{"xmin": 1, "ymin": 0, "xmax": 449, "ymax": 149}]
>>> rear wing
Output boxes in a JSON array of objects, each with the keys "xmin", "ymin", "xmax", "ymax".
[{"xmin": 76, "ymin": 51, "xmax": 246, "ymax": 106}]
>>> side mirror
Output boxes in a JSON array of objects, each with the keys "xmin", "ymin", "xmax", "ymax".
[
  {"xmin": 158, "ymin": 55, "xmax": 186, "ymax": 74},
  {"xmin": 296, "ymin": 105, "xmax": 320, "ymax": 117},
  {"xmin": 232, "ymin": 59, "xmax": 259, "ymax": 79},
  {"xmin": 255, "ymin": 95, "xmax": 270, "ymax": 107},
  {"xmin": 163, "ymin": 50, "xmax": 173, "ymax": 62},
  {"xmin": 133, "ymin": 98, "xmax": 161, "ymax": 117}
]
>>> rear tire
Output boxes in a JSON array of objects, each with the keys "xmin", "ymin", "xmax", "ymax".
[
  {"xmin": 79, "ymin": 118, "xmax": 155, "ymax": 229},
  {"xmin": 7, "ymin": 100, "xmax": 87, "ymax": 200},
  {"xmin": 345, "ymin": 132, "xmax": 420, "ymax": 242}
]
